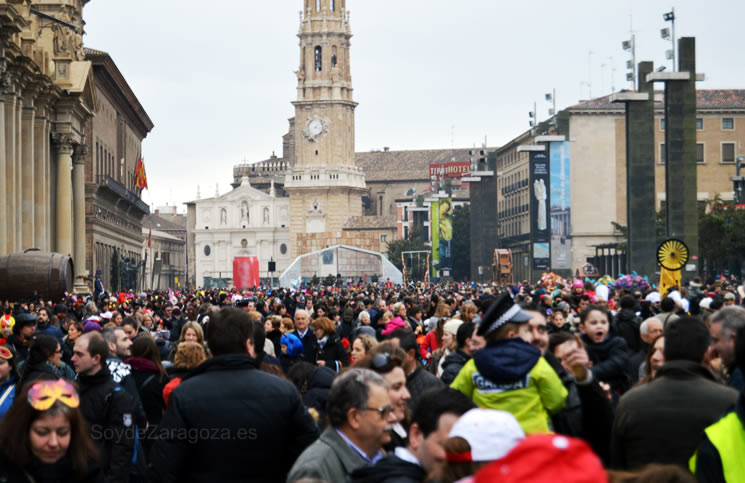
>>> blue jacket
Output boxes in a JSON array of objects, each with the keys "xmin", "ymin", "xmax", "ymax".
[
  {"xmin": 36, "ymin": 323, "xmax": 65, "ymax": 345},
  {"xmin": 0, "ymin": 377, "xmax": 17, "ymax": 420}
]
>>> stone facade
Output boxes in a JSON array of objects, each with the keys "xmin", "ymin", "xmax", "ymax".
[
  {"xmin": 495, "ymin": 89, "xmax": 745, "ymax": 278},
  {"xmin": 191, "ymin": 177, "xmax": 291, "ymax": 288},
  {"xmin": 1, "ymin": 0, "xmax": 100, "ymax": 294},
  {"xmin": 84, "ymin": 48, "xmax": 153, "ymax": 291},
  {"xmin": 142, "ymin": 228, "xmax": 185, "ymax": 291},
  {"xmin": 297, "ymin": 231, "xmax": 379, "ymax": 256},
  {"xmin": 285, "ymin": 0, "xmax": 366, "ymax": 258}
]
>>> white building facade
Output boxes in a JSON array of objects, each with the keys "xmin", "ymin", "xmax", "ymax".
[{"xmin": 193, "ymin": 177, "xmax": 291, "ymax": 288}]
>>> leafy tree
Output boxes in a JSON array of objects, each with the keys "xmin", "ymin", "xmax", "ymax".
[
  {"xmin": 451, "ymin": 205, "xmax": 471, "ymax": 280},
  {"xmin": 386, "ymin": 227, "xmax": 428, "ymax": 281},
  {"xmin": 698, "ymin": 199, "xmax": 745, "ymax": 276}
]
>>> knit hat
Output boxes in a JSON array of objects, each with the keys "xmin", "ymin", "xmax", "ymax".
[
  {"xmin": 474, "ymin": 434, "xmax": 608, "ymax": 483},
  {"xmin": 447, "ymin": 409, "xmax": 524, "ymax": 463},
  {"xmin": 443, "ymin": 319, "xmax": 463, "ymax": 337},
  {"xmin": 83, "ymin": 320, "xmax": 102, "ymax": 333},
  {"xmin": 477, "ymin": 292, "xmax": 532, "ymax": 337}
]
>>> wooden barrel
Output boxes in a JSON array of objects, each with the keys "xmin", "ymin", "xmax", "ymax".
[{"xmin": 0, "ymin": 251, "xmax": 74, "ymax": 302}]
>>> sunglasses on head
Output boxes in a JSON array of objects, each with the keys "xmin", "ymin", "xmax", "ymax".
[
  {"xmin": 27, "ymin": 379, "xmax": 80, "ymax": 411},
  {"xmin": 0, "ymin": 346, "xmax": 12, "ymax": 360},
  {"xmin": 372, "ymin": 352, "xmax": 391, "ymax": 371}
]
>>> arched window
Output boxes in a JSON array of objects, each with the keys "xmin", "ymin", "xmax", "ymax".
[
  {"xmin": 330, "ymin": 0, "xmax": 335, "ymax": 11},
  {"xmin": 241, "ymin": 201, "xmax": 249, "ymax": 221},
  {"xmin": 263, "ymin": 207, "xmax": 270, "ymax": 225},
  {"xmin": 220, "ymin": 208, "xmax": 227, "ymax": 225},
  {"xmin": 331, "ymin": 45, "xmax": 337, "ymax": 69},
  {"xmin": 314, "ymin": 46, "xmax": 322, "ymax": 72},
  {"xmin": 316, "ymin": 0, "xmax": 321, "ymax": 12}
]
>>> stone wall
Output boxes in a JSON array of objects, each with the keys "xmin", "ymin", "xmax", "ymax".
[{"xmin": 297, "ymin": 231, "xmax": 380, "ymax": 256}]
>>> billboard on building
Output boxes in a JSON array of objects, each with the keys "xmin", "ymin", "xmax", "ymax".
[
  {"xmin": 529, "ymin": 150, "xmax": 551, "ymax": 271},
  {"xmin": 233, "ymin": 256, "xmax": 259, "ymax": 289},
  {"xmin": 429, "ymin": 162, "xmax": 471, "ymax": 179},
  {"xmin": 549, "ymin": 141, "xmax": 572, "ymax": 270},
  {"xmin": 431, "ymin": 200, "xmax": 440, "ymax": 278},
  {"xmin": 438, "ymin": 197, "xmax": 454, "ymax": 274}
]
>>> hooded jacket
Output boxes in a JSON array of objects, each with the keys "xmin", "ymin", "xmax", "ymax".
[
  {"xmin": 450, "ymin": 338, "xmax": 567, "ymax": 434},
  {"xmin": 303, "ymin": 365, "xmax": 335, "ymax": 423}
]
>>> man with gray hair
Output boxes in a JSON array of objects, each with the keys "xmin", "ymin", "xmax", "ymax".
[
  {"xmin": 292, "ymin": 308, "xmax": 317, "ymax": 363},
  {"xmin": 710, "ymin": 306, "xmax": 745, "ymax": 391},
  {"xmin": 288, "ymin": 368, "xmax": 396, "ymax": 483},
  {"xmin": 631, "ymin": 318, "xmax": 664, "ymax": 381}
]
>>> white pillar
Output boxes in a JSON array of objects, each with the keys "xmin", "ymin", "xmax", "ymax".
[
  {"xmin": 21, "ymin": 101, "xmax": 35, "ymax": 249},
  {"xmin": 53, "ymin": 134, "xmax": 74, "ymax": 256},
  {"xmin": 44, "ymin": 120, "xmax": 52, "ymax": 251},
  {"xmin": 73, "ymin": 145, "xmax": 89, "ymax": 293}
]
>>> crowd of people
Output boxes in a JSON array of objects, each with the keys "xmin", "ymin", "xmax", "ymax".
[{"xmin": 0, "ymin": 273, "xmax": 743, "ymax": 482}]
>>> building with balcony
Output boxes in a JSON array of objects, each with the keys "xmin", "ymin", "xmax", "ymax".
[{"xmin": 83, "ymin": 48, "xmax": 154, "ymax": 292}]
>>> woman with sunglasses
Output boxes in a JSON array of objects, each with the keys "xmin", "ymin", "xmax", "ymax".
[
  {"xmin": 355, "ymin": 343, "xmax": 411, "ymax": 451},
  {"xmin": 0, "ymin": 378, "xmax": 102, "ymax": 482},
  {"xmin": 0, "ymin": 345, "xmax": 18, "ymax": 420},
  {"xmin": 18, "ymin": 335, "xmax": 76, "ymax": 388}
]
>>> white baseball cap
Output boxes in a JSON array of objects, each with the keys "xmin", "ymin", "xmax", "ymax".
[{"xmin": 448, "ymin": 408, "xmax": 525, "ymax": 462}]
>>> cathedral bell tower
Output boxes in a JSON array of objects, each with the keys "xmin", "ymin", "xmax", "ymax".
[{"xmin": 285, "ymin": 0, "xmax": 366, "ymax": 258}]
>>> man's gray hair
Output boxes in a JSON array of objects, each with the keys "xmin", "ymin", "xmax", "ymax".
[
  {"xmin": 711, "ymin": 306, "xmax": 745, "ymax": 337},
  {"xmin": 326, "ymin": 368, "xmax": 388, "ymax": 429},
  {"xmin": 640, "ymin": 317, "xmax": 661, "ymax": 337},
  {"xmin": 294, "ymin": 309, "xmax": 308, "ymax": 319},
  {"xmin": 101, "ymin": 325, "xmax": 125, "ymax": 345}
]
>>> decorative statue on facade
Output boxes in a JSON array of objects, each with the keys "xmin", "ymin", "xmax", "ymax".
[{"xmin": 534, "ymin": 178, "xmax": 547, "ymax": 231}]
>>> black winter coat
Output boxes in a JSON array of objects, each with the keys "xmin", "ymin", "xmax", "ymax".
[
  {"xmin": 544, "ymin": 351, "xmax": 614, "ymax": 464},
  {"xmin": 440, "ymin": 350, "xmax": 470, "ymax": 385},
  {"xmin": 610, "ymin": 360, "xmax": 739, "ymax": 470},
  {"xmin": 77, "ymin": 365, "xmax": 141, "ymax": 483},
  {"xmin": 315, "ymin": 334, "xmax": 349, "ymax": 370},
  {"xmin": 350, "ymin": 454, "xmax": 426, "ymax": 483},
  {"xmin": 0, "ymin": 451, "xmax": 104, "ymax": 483},
  {"xmin": 613, "ymin": 309, "xmax": 642, "ymax": 354},
  {"xmin": 406, "ymin": 365, "xmax": 444, "ymax": 409},
  {"xmin": 124, "ymin": 357, "xmax": 168, "ymax": 427},
  {"xmin": 582, "ymin": 334, "xmax": 632, "ymax": 396},
  {"xmin": 148, "ymin": 354, "xmax": 319, "ymax": 482},
  {"xmin": 303, "ymin": 366, "xmax": 335, "ymax": 424},
  {"xmin": 292, "ymin": 329, "xmax": 318, "ymax": 364}
]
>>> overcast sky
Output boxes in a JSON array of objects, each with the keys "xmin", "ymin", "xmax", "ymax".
[{"xmin": 82, "ymin": 0, "xmax": 745, "ymax": 211}]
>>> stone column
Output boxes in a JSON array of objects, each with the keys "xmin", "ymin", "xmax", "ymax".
[
  {"xmin": 45, "ymin": 120, "xmax": 52, "ymax": 251},
  {"xmin": 15, "ymin": 94, "xmax": 22, "ymax": 251},
  {"xmin": 0, "ymin": 91, "xmax": 6, "ymax": 255},
  {"xmin": 21, "ymin": 96, "xmax": 35, "ymax": 249},
  {"xmin": 4, "ymin": 95, "xmax": 15, "ymax": 253},
  {"xmin": 72, "ymin": 144, "xmax": 89, "ymax": 293},
  {"xmin": 34, "ymin": 116, "xmax": 46, "ymax": 248},
  {"xmin": 53, "ymin": 134, "xmax": 74, "ymax": 256}
]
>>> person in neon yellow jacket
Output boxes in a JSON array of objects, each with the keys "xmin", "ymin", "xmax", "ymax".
[{"xmin": 451, "ymin": 293, "xmax": 567, "ymax": 434}]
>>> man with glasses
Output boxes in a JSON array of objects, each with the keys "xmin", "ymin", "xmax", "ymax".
[{"xmin": 288, "ymin": 368, "xmax": 396, "ymax": 483}]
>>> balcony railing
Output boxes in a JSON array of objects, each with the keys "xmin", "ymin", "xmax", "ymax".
[{"xmin": 96, "ymin": 175, "xmax": 150, "ymax": 214}]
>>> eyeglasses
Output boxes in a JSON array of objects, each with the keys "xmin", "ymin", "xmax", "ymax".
[
  {"xmin": 372, "ymin": 352, "xmax": 391, "ymax": 370},
  {"xmin": 27, "ymin": 379, "xmax": 80, "ymax": 411},
  {"xmin": 360, "ymin": 405, "xmax": 396, "ymax": 418},
  {"xmin": 0, "ymin": 346, "xmax": 12, "ymax": 360}
]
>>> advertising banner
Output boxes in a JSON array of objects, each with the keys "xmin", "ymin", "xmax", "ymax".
[
  {"xmin": 431, "ymin": 200, "xmax": 440, "ymax": 278},
  {"xmin": 549, "ymin": 141, "xmax": 572, "ymax": 270},
  {"xmin": 233, "ymin": 256, "xmax": 260, "ymax": 289},
  {"xmin": 429, "ymin": 162, "xmax": 471, "ymax": 179},
  {"xmin": 438, "ymin": 197, "xmax": 454, "ymax": 274},
  {"xmin": 530, "ymin": 151, "xmax": 551, "ymax": 270}
]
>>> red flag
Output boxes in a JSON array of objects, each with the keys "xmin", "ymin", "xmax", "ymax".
[
  {"xmin": 135, "ymin": 158, "xmax": 148, "ymax": 190},
  {"xmin": 147, "ymin": 228, "xmax": 152, "ymax": 249}
]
